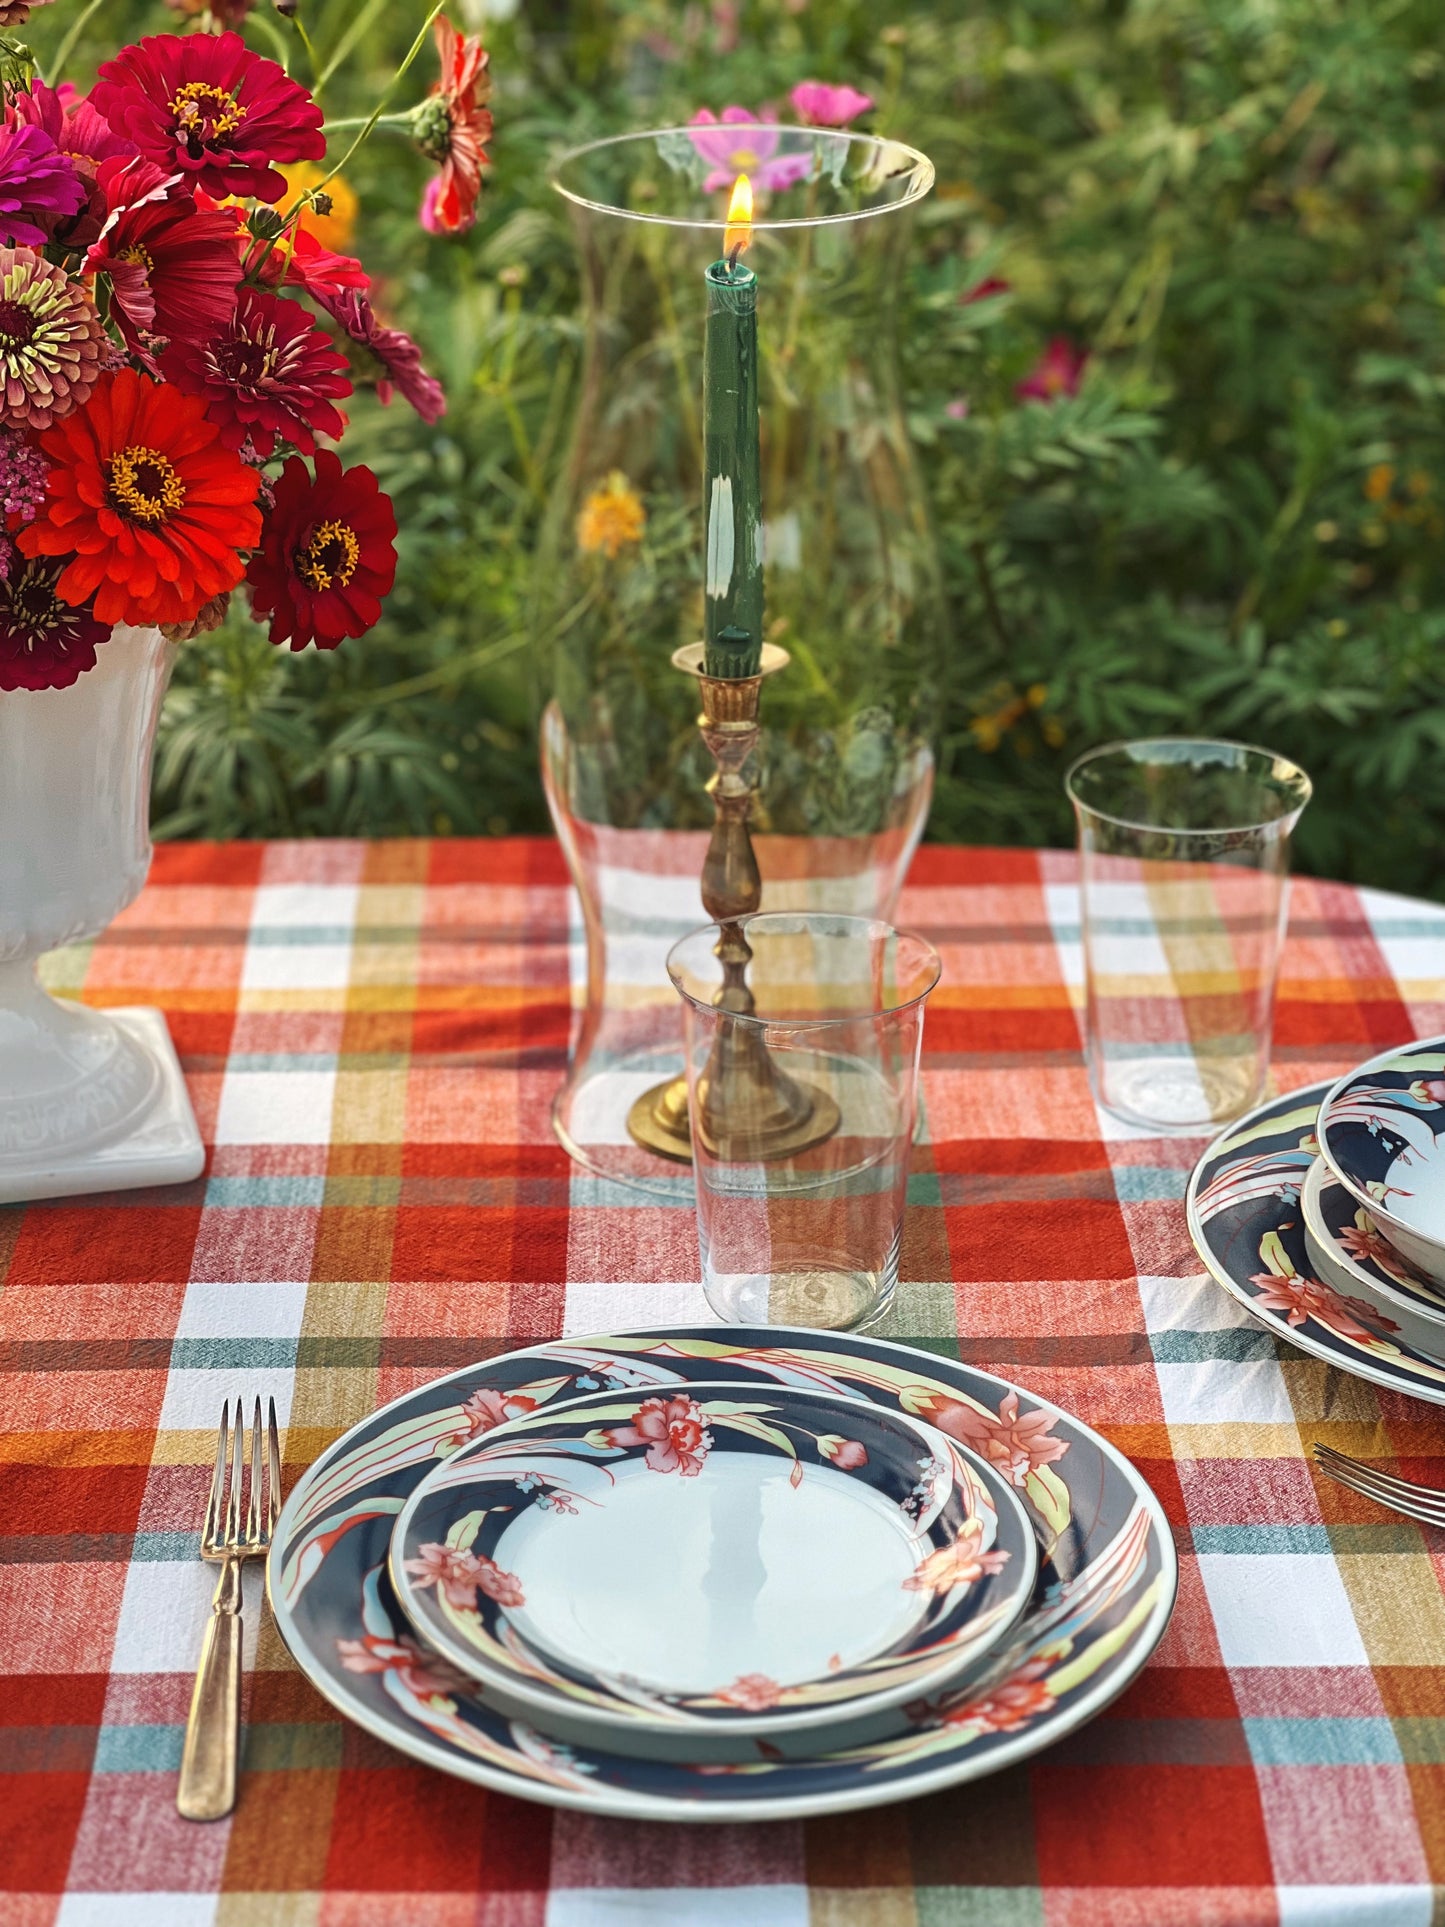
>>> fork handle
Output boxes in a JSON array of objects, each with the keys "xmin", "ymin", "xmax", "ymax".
[{"xmin": 177, "ymin": 1557, "xmax": 243, "ymax": 1821}]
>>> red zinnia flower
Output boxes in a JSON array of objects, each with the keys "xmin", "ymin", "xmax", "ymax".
[
  {"xmin": 90, "ymin": 31, "xmax": 324, "ymax": 204},
  {"xmin": 246, "ymin": 450, "xmax": 397, "ymax": 651},
  {"xmin": 0, "ymin": 555, "xmax": 110, "ymax": 691},
  {"xmin": 87, "ymin": 156, "xmax": 242, "ymax": 356},
  {"xmin": 258, "ymin": 223, "xmax": 370, "ymax": 305},
  {"xmin": 18, "ymin": 368, "xmax": 263, "ymax": 629},
  {"xmin": 416, "ymin": 15, "xmax": 492, "ymax": 235},
  {"xmin": 162, "ymin": 286, "xmax": 351, "ymax": 458}
]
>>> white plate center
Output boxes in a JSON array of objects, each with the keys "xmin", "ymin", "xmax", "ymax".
[{"xmin": 493, "ymin": 1449, "xmax": 928, "ymax": 1696}]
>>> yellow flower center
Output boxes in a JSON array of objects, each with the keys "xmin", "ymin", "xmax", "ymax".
[
  {"xmin": 108, "ymin": 445, "xmax": 185, "ymax": 525},
  {"xmin": 296, "ymin": 519, "xmax": 360, "ymax": 591},
  {"xmin": 120, "ymin": 243, "xmax": 153, "ymax": 270},
  {"xmin": 728, "ymin": 146, "xmax": 760, "ymax": 171},
  {"xmin": 171, "ymin": 80, "xmax": 246, "ymax": 144}
]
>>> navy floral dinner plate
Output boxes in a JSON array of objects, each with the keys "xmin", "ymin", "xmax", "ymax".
[
  {"xmin": 388, "ymin": 1378, "xmax": 1037, "ymax": 1761},
  {"xmin": 1300, "ymin": 1159, "xmax": 1445, "ymax": 1363},
  {"xmin": 268, "ymin": 1326, "xmax": 1176, "ymax": 1822},
  {"xmin": 1317, "ymin": 1037, "xmax": 1445, "ymax": 1284},
  {"xmin": 1188, "ymin": 1084, "xmax": 1445, "ymax": 1404}
]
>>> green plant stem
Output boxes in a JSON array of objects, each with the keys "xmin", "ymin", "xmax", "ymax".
[
  {"xmin": 42, "ymin": 0, "xmax": 104, "ymax": 86},
  {"xmin": 318, "ymin": 0, "xmax": 445, "ymax": 188},
  {"xmin": 315, "ymin": 0, "xmax": 393, "ymax": 102}
]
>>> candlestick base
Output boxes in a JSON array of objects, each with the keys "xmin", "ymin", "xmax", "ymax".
[{"xmin": 628, "ymin": 1068, "xmax": 840, "ymax": 1163}]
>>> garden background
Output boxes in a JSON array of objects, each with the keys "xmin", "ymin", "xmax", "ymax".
[{"xmin": 32, "ymin": 0, "xmax": 1445, "ymax": 896}]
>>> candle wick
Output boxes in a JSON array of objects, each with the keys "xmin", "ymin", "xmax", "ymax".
[{"xmin": 726, "ymin": 243, "xmax": 744, "ymax": 273}]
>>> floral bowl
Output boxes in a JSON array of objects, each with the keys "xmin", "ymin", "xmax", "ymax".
[
  {"xmin": 1301, "ymin": 1157, "xmax": 1445, "ymax": 1360},
  {"xmin": 1316, "ymin": 1037, "xmax": 1445, "ymax": 1286},
  {"xmin": 389, "ymin": 1378, "xmax": 1037, "ymax": 1763}
]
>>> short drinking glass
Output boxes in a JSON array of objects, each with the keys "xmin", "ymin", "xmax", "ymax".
[
  {"xmin": 1066, "ymin": 738, "xmax": 1312, "ymax": 1134},
  {"xmin": 668, "ymin": 912, "xmax": 941, "ymax": 1331}
]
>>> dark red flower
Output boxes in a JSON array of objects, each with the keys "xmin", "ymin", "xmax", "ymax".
[
  {"xmin": 0, "ymin": 554, "xmax": 110, "ymax": 691},
  {"xmin": 962, "ymin": 276, "xmax": 1011, "ymax": 304},
  {"xmin": 90, "ymin": 31, "xmax": 324, "ymax": 204},
  {"xmin": 162, "ymin": 286, "xmax": 350, "ymax": 458},
  {"xmin": 316, "ymin": 288, "xmax": 445, "ymax": 425},
  {"xmin": 416, "ymin": 15, "xmax": 492, "ymax": 235},
  {"xmin": 1016, "ymin": 337, "xmax": 1088, "ymax": 402},
  {"xmin": 257, "ymin": 223, "xmax": 370, "ymax": 305},
  {"xmin": 246, "ymin": 451, "xmax": 397, "ymax": 651},
  {"xmin": 9, "ymin": 80, "xmax": 136, "ymax": 248},
  {"xmin": 87, "ymin": 157, "xmax": 242, "ymax": 356}
]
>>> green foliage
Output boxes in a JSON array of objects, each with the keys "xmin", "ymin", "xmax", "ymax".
[{"xmin": 28, "ymin": 0, "xmax": 1445, "ymax": 892}]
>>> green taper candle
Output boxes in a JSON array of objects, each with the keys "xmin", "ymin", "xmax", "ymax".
[{"xmin": 702, "ymin": 247, "xmax": 763, "ymax": 680}]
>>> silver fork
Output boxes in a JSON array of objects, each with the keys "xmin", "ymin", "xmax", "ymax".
[
  {"xmin": 1312, "ymin": 1443, "xmax": 1445, "ymax": 1527},
  {"xmin": 177, "ymin": 1397, "xmax": 280, "ymax": 1822}
]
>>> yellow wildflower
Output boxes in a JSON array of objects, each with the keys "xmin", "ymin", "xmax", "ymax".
[
  {"xmin": 1363, "ymin": 463, "xmax": 1395, "ymax": 503},
  {"xmin": 279, "ymin": 163, "xmax": 359, "ymax": 253},
  {"xmin": 577, "ymin": 472, "xmax": 646, "ymax": 559}
]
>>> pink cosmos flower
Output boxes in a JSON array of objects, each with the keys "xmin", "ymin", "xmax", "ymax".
[
  {"xmin": 903, "ymin": 1517, "xmax": 1011, "ymax": 1594},
  {"xmin": 605, "ymin": 1394, "xmax": 714, "ymax": 1476},
  {"xmin": 1247, "ymin": 1270, "xmax": 1392, "ymax": 1340},
  {"xmin": 1017, "ymin": 337, "xmax": 1088, "ymax": 402},
  {"xmin": 404, "ymin": 1540, "xmax": 525, "ymax": 1610},
  {"xmin": 336, "ymin": 1631, "xmax": 469, "ymax": 1700},
  {"xmin": 819, "ymin": 1435, "xmax": 868, "ymax": 1469},
  {"xmin": 687, "ymin": 109, "xmax": 813, "ymax": 195},
  {"xmin": 717, "ymin": 1673, "xmax": 782, "ymax": 1710},
  {"xmin": 920, "ymin": 1389, "xmax": 1068, "ymax": 1487},
  {"xmin": 789, "ymin": 81, "xmax": 873, "ymax": 127}
]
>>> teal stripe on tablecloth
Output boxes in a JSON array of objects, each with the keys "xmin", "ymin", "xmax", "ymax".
[
  {"xmin": 1150, "ymin": 1329, "xmax": 1282, "ymax": 1363},
  {"xmin": 1243, "ymin": 1718, "xmax": 1403, "ymax": 1766},
  {"xmin": 204, "ymin": 1176, "xmax": 329, "ymax": 1207},
  {"xmin": 167, "ymin": 1338, "xmax": 297, "ymax": 1371}
]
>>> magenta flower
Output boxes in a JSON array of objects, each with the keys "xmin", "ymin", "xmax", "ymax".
[
  {"xmin": 945, "ymin": 396, "xmax": 970, "ymax": 421},
  {"xmin": 313, "ymin": 286, "xmax": 446, "ymax": 425},
  {"xmin": 9, "ymin": 80, "xmax": 136, "ymax": 249},
  {"xmin": 687, "ymin": 109, "xmax": 812, "ymax": 194},
  {"xmin": 1016, "ymin": 337, "xmax": 1088, "ymax": 402},
  {"xmin": 789, "ymin": 81, "xmax": 873, "ymax": 127},
  {"xmin": 0, "ymin": 429, "xmax": 48, "ymax": 581},
  {"xmin": 0, "ymin": 122, "xmax": 85, "ymax": 248}
]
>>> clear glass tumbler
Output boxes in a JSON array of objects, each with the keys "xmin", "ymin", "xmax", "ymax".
[
  {"xmin": 1065, "ymin": 737, "xmax": 1312, "ymax": 1134},
  {"xmin": 668, "ymin": 912, "xmax": 940, "ymax": 1331}
]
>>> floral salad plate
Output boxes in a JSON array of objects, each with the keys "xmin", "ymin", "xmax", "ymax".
[
  {"xmin": 1317, "ymin": 1037, "xmax": 1445, "ymax": 1285},
  {"xmin": 1300, "ymin": 1158, "xmax": 1445, "ymax": 1361},
  {"xmin": 268, "ymin": 1326, "xmax": 1175, "ymax": 1821},
  {"xmin": 1188, "ymin": 1084, "xmax": 1445, "ymax": 1404},
  {"xmin": 388, "ymin": 1379, "xmax": 1037, "ymax": 1762}
]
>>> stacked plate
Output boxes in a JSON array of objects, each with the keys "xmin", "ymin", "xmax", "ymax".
[
  {"xmin": 1188, "ymin": 1037, "xmax": 1445, "ymax": 1402},
  {"xmin": 267, "ymin": 1325, "xmax": 1177, "ymax": 1820}
]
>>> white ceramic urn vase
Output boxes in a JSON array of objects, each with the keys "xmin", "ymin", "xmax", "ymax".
[{"xmin": 0, "ymin": 622, "xmax": 204, "ymax": 1202}]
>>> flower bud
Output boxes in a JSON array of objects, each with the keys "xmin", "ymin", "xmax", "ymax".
[{"xmin": 248, "ymin": 206, "xmax": 286, "ymax": 240}]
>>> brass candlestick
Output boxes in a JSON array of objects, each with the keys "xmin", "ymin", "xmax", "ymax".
[{"xmin": 627, "ymin": 642, "xmax": 840, "ymax": 1164}]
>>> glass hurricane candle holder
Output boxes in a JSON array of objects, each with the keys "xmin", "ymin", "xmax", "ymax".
[{"xmin": 540, "ymin": 125, "xmax": 942, "ymax": 1195}]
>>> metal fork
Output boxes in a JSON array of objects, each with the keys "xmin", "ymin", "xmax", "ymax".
[
  {"xmin": 1312, "ymin": 1443, "xmax": 1445, "ymax": 1527},
  {"xmin": 177, "ymin": 1397, "xmax": 280, "ymax": 1822}
]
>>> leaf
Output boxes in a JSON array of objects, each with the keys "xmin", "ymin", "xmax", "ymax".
[
  {"xmin": 446, "ymin": 1509, "xmax": 487, "ymax": 1554},
  {"xmin": 1023, "ymin": 1465, "xmax": 1072, "ymax": 1539},
  {"xmin": 790, "ymin": 1459, "xmax": 805, "ymax": 1489},
  {"xmin": 710, "ymin": 1412, "xmax": 798, "ymax": 1456}
]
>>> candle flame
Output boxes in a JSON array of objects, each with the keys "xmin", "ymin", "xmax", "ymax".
[{"xmin": 724, "ymin": 172, "xmax": 752, "ymax": 260}]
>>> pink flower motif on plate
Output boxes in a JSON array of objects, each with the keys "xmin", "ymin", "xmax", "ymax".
[
  {"xmin": 604, "ymin": 1394, "xmax": 714, "ymax": 1476},
  {"xmin": 452, "ymin": 1385, "xmax": 538, "ymax": 1442},
  {"xmin": 1337, "ymin": 1215, "xmax": 1416, "ymax": 1278},
  {"xmin": 921, "ymin": 1389, "xmax": 1068, "ymax": 1486},
  {"xmin": 336, "ymin": 1631, "xmax": 468, "ymax": 1700},
  {"xmin": 942, "ymin": 1656, "xmax": 1056, "ymax": 1733},
  {"xmin": 903, "ymin": 1516, "xmax": 1010, "ymax": 1594},
  {"xmin": 716, "ymin": 1672, "xmax": 783, "ymax": 1711},
  {"xmin": 1247, "ymin": 1269, "xmax": 1394, "ymax": 1340},
  {"xmin": 788, "ymin": 80, "xmax": 873, "ymax": 127},
  {"xmin": 687, "ymin": 108, "xmax": 813, "ymax": 194},
  {"xmin": 404, "ymin": 1539, "xmax": 526, "ymax": 1610},
  {"xmin": 1408, "ymin": 1077, "xmax": 1445, "ymax": 1105},
  {"xmin": 818, "ymin": 1434, "xmax": 868, "ymax": 1469}
]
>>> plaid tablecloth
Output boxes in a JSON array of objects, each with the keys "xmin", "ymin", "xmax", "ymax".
[{"xmin": 5, "ymin": 836, "xmax": 1445, "ymax": 1927}]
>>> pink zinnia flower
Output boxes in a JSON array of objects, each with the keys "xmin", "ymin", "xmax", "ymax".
[
  {"xmin": 605, "ymin": 1394, "xmax": 714, "ymax": 1476},
  {"xmin": 717, "ymin": 1673, "xmax": 782, "ymax": 1710},
  {"xmin": 0, "ymin": 246, "xmax": 107, "ymax": 431},
  {"xmin": 904, "ymin": 1518, "xmax": 1011, "ymax": 1594},
  {"xmin": 919, "ymin": 1389, "xmax": 1068, "ymax": 1487},
  {"xmin": 0, "ymin": 555, "xmax": 110, "ymax": 692},
  {"xmin": 687, "ymin": 109, "xmax": 812, "ymax": 194},
  {"xmin": 789, "ymin": 81, "xmax": 873, "ymax": 127},
  {"xmin": 336, "ymin": 1631, "xmax": 469, "ymax": 1700},
  {"xmin": 1248, "ymin": 1270, "xmax": 1391, "ymax": 1341},
  {"xmin": 162, "ymin": 286, "xmax": 351, "ymax": 458},
  {"xmin": 90, "ymin": 31, "xmax": 324, "ymax": 204},
  {"xmin": 1016, "ymin": 337, "xmax": 1088, "ymax": 402},
  {"xmin": 416, "ymin": 15, "xmax": 492, "ymax": 236},
  {"xmin": 9, "ymin": 81, "xmax": 136, "ymax": 249},
  {"xmin": 316, "ymin": 288, "xmax": 446, "ymax": 424},
  {"xmin": 87, "ymin": 157, "xmax": 243, "ymax": 356},
  {"xmin": 0, "ymin": 122, "xmax": 85, "ymax": 248}
]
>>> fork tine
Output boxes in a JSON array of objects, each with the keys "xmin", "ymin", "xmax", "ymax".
[
  {"xmin": 1316, "ymin": 1457, "xmax": 1445, "ymax": 1525},
  {"xmin": 1313, "ymin": 1444, "xmax": 1445, "ymax": 1509},
  {"xmin": 228, "ymin": 1398, "xmax": 245, "ymax": 1548},
  {"xmin": 201, "ymin": 1400, "xmax": 229, "ymax": 1550},
  {"xmin": 266, "ymin": 1397, "xmax": 280, "ymax": 1535},
  {"xmin": 247, "ymin": 1397, "xmax": 263, "ymax": 1545}
]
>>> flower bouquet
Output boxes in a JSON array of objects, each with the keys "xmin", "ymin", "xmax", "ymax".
[{"xmin": 0, "ymin": 3, "xmax": 490, "ymax": 1202}]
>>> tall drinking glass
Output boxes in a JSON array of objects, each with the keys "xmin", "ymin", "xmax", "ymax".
[
  {"xmin": 668, "ymin": 912, "xmax": 940, "ymax": 1331},
  {"xmin": 1066, "ymin": 738, "xmax": 1311, "ymax": 1133}
]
